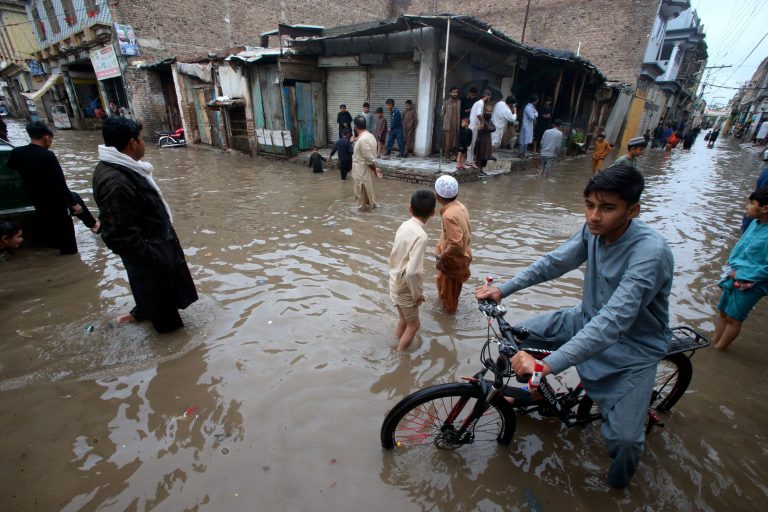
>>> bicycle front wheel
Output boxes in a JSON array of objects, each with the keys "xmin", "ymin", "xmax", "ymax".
[{"xmin": 380, "ymin": 382, "xmax": 516, "ymax": 450}]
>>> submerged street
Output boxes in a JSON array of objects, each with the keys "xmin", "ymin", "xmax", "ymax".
[{"xmin": 1, "ymin": 120, "xmax": 766, "ymax": 510}]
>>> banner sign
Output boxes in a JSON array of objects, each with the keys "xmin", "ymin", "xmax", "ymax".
[
  {"xmin": 114, "ymin": 23, "xmax": 140, "ymax": 56},
  {"xmin": 89, "ymin": 46, "xmax": 121, "ymax": 80},
  {"xmin": 27, "ymin": 60, "xmax": 45, "ymax": 76}
]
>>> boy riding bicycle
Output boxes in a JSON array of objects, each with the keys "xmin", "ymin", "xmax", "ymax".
[{"xmin": 476, "ymin": 164, "xmax": 674, "ymax": 489}]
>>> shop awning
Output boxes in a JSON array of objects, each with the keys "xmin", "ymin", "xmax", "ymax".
[
  {"xmin": 225, "ymin": 47, "xmax": 286, "ymax": 63},
  {"xmin": 21, "ymin": 73, "xmax": 62, "ymax": 102}
]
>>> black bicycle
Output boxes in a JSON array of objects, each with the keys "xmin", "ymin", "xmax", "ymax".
[{"xmin": 380, "ymin": 300, "xmax": 709, "ymax": 450}]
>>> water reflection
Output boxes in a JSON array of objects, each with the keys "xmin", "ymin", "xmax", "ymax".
[{"xmin": 1, "ymin": 121, "xmax": 767, "ymax": 510}]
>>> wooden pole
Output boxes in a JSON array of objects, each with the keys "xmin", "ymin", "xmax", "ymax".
[{"xmin": 551, "ymin": 67, "xmax": 564, "ymax": 114}]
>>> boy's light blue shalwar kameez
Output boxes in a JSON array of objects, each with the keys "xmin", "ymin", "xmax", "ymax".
[
  {"xmin": 719, "ymin": 220, "xmax": 768, "ymax": 320},
  {"xmin": 498, "ymin": 220, "xmax": 674, "ymax": 488}
]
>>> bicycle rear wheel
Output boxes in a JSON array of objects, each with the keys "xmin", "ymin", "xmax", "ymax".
[
  {"xmin": 576, "ymin": 353, "xmax": 693, "ymax": 421},
  {"xmin": 652, "ymin": 352, "xmax": 691, "ymax": 412},
  {"xmin": 380, "ymin": 382, "xmax": 516, "ymax": 450}
]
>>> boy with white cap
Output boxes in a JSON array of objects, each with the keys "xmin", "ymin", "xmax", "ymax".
[
  {"xmin": 434, "ymin": 175, "xmax": 473, "ymax": 314},
  {"xmin": 611, "ymin": 137, "xmax": 646, "ymax": 170}
]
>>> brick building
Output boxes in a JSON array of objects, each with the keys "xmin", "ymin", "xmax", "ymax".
[
  {"xmin": 395, "ymin": 0, "xmax": 673, "ymax": 85},
  {"xmin": 23, "ymin": 0, "xmax": 393, "ymax": 135},
  {"xmin": 108, "ymin": 1, "xmax": 391, "ymax": 138}
]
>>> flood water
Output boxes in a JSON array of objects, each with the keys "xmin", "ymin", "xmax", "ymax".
[{"xmin": 1, "ymin": 120, "xmax": 766, "ymax": 511}]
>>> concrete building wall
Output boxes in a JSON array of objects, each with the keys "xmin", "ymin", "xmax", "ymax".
[
  {"xmin": 109, "ymin": 1, "xmax": 392, "ymax": 63},
  {"xmin": 393, "ymin": 0, "xmax": 661, "ymax": 84},
  {"xmin": 123, "ymin": 66, "xmax": 170, "ymax": 136},
  {"xmin": 108, "ymin": 0, "xmax": 392, "ymax": 139}
]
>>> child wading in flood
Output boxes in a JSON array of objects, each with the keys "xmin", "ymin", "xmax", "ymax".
[
  {"xmin": 0, "ymin": 221, "xmax": 23, "ymax": 263},
  {"xmin": 712, "ymin": 186, "xmax": 768, "ymax": 351},
  {"xmin": 592, "ymin": 133, "xmax": 612, "ymax": 173},
  {"xmin": 388, "ymin": 189, "xmax": 436, "ymax": 351},
  {"xmin": 329, "ymin": 129, "xmax": 353, "ymax": 180},
  {"xmin": 307, "ymin": 146, "xmax": 326, "ymax": 173}
]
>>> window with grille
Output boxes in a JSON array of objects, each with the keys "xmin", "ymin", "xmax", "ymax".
[
  {"xmin": 43, "ymin": 0, "xmax": 60, "ymax": 34},
  {"xmin": 62, "ymin": 0, "xmax": 77, "ymax": 26},
  {"xmin": 31, "ymin": 5, "xmax": 46, "ymax": 40},
  {"xmin": 84, "ymin": 0, "xmax": 100, "ymax": 18}
]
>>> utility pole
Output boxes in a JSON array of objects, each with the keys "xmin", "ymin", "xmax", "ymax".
[
  {"xmin": 698, "ymin": 64, "xmax": 733, "ymax": 101},
  {"xmin": 521, "ymin": 0, "xmax": 532, "ymax": 44}
]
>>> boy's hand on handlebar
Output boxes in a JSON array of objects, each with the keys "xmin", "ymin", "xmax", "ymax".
[
  {"xmin": 475, "ymin": 285, "xmax": 502, "ymax": 304},
  {"xmin": 511, "ymin": 352, "xmax": 551, "ymax": 379}
]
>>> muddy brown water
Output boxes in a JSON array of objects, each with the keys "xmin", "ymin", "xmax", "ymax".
[{"xmin": 1, "ymin": 120, "xmax": 766, "ymax": 511}]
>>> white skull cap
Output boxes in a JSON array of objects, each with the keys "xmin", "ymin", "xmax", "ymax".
[{"xmin": 435, "ymin": 175, "xmax": 459, "ymax": 199}]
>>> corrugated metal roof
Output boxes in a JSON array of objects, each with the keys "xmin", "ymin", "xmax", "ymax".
[
  {"xmin": 291, "ymin": 14, "xmax": 607, "ymax": 82},
  {"xmin": 532, "ymin": 47, "xmax": 607, "ymax": 82},
  {"xmin": 298, "ymin": 14, "xmax": 532, "ymax": 55},
  {"xmin": 225, "ymin": 48, "xmax": 289, "ymax": 63}
]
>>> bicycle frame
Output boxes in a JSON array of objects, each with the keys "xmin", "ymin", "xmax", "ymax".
[{"xmin": 474, "ymin": 301, "xmax": 709, "ymax": 432}]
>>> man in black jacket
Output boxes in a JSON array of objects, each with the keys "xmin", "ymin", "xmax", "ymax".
[
  {"xmin": 8, "ymin": 122, "xmax": 99, "ymax": 254},
  {"xmin": 92, "ymin": 117, "xmax": 197, "ymax": 333}
]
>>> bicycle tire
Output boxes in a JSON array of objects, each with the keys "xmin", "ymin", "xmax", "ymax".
[
  {"xmin": 651, "ymin": 352, "xmax": 692, "ymax": 412},
  {"xmin": 380, "ymin": 382, "xmax": 516, "ymax": 450},
  {"xmin": 576, "ymin": 353, "xmax": 693, "ymax": 421}
]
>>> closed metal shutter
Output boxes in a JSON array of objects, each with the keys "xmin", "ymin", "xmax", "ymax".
[
  {"xmin": 369, "ymin": 57, "xmax": 419, "ymax": 132},
  {"xmin": 326, "ymin": 67, "xmax": 368, "ymax": 145}
]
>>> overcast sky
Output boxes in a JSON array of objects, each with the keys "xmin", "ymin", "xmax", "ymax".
[{"xmin": 692, "ymin": 0, "xmax": 768, "ymax": 107}]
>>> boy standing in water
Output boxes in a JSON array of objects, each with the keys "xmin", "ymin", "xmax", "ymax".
[
  {"xmin": 435, "ymin": 175, "xmax": 472, "ymax": 314},
  {"xmin": 612, "ymin": 137, "xmax": 646, "ymax": 170},
  {"xmin": 0, "ymin": 221, "xmax": 23, "ymax": 262},
  {"xmin": 307, "ymin": 146, "xmax": 326, "ymax": 173},
  {"xmin": 712, "ymin": 186, "xmax": 768, "ymax": 351},
  {"xmin": 389, "ymin": 189, "xmax": 436, "ymax": 351},
  {"xmin": 592, "ymin": 133, "xmax": 612, "ymax": 173}
]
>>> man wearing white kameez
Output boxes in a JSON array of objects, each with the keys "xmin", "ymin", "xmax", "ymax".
[
  {"xmin": 351, "ymin": 115, "xmax": 381, "ymax": 211},
  {"xmin": 491, "ymin": 96, "xmax": 518, "ymax": 152},
  {"xmin": 518, "ymin": 95, "xmax": 539, "ymax": 158}
]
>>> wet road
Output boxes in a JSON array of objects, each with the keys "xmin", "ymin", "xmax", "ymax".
[{"xmin": 1, "ymin": 120, "xmax": 766, "ymax": 511}]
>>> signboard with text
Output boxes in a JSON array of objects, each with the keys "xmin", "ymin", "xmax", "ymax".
[{"xmin": 89, "ymin": 46, "xmax": 121, "ymax": 80}]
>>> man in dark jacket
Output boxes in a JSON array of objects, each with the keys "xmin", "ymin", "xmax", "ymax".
[
  {"xmin": 7, "ymin": 121, "xmax": 99, "ymax": 254},
  {"xmin": 92, "ymin": 116, "xmax": 197, "ymax": 333}
]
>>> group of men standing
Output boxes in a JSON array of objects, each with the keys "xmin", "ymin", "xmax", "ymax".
[
  {"xmin": 341, "ymin": 99, "xmax": 419, "ymax": 160},
  {"xmin": 441, "ymin": 87, "xmax": 557, "ymax": 163}
]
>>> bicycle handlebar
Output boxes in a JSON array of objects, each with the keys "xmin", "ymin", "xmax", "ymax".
[
  {"xmin": 477, "ymin": 300, "xmax": 534, "ymax": 384},
  {"xmin": 477, "ymin": 300, "xmax": 530, "ymax": 343}
]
